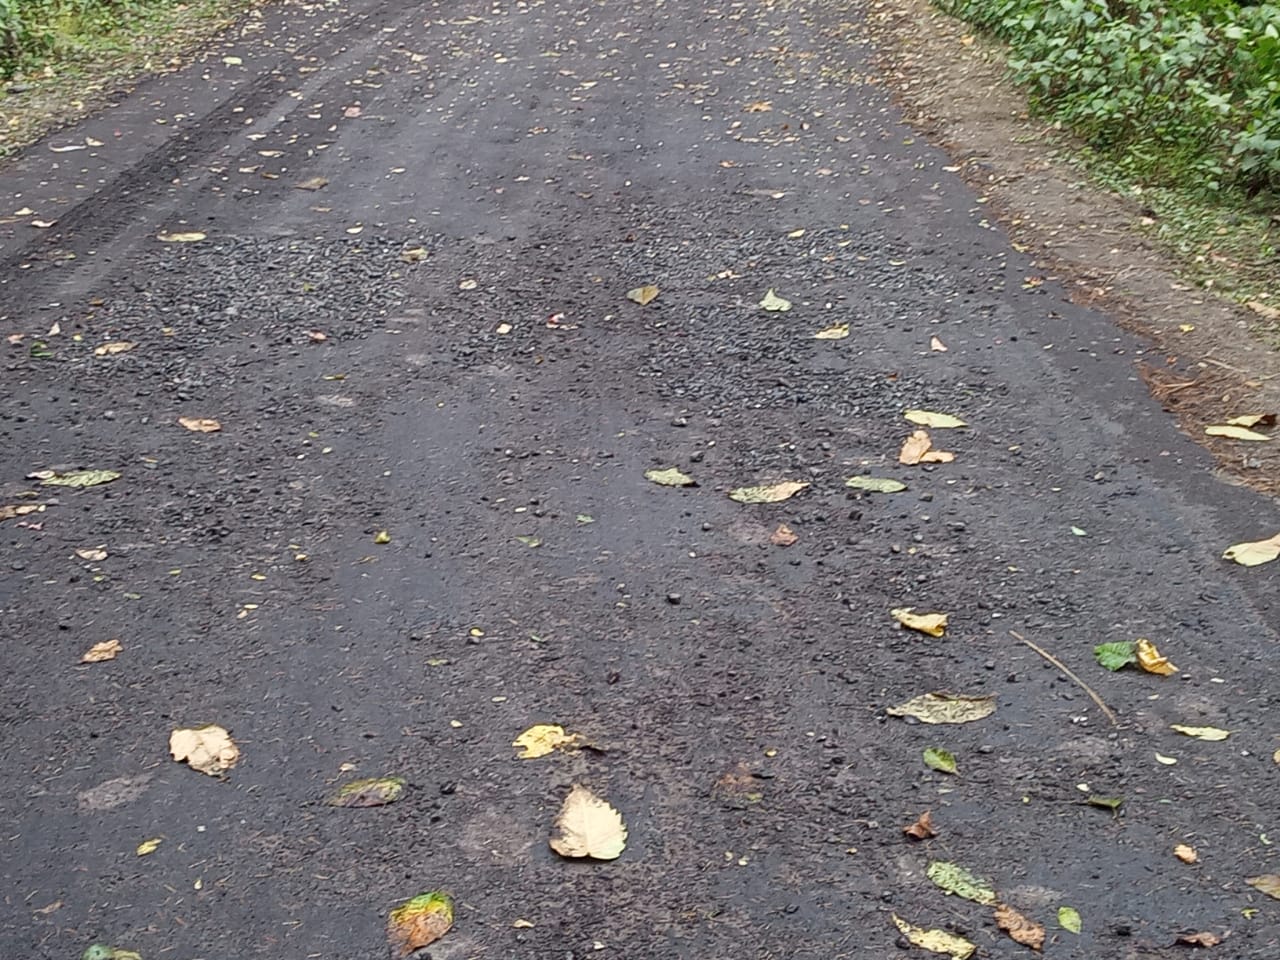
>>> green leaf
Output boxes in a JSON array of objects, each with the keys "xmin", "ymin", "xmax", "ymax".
[
  {"xmin": 903, "ymin": 409, "xmax": 967, "ymax": 429},
  {"xmin": 758, "ymin": 288, "xmax": 791, "ymax": 312},
  {"xmin": 845, "ymin": 476, "xmax": 907, "ymax": 493},
  {"xmin": 645, "ymin": 467, "xmax": 696, "ymax": 487},
  {"xmin": 1057, "ymin": 906, "xmax": 1082, "ymax": 934},
  {"xmin": 888, "ymin": 692, "xmax": 996, "ymax": 724},
  {"xmin": 1093, "ymin": 641, "xmax": 1136, "ymax": 671},
  {"xmin": 40, "ymin": 469, "xmax": 120, "ymax": 488},
  {"xmin": 326, "ymin": 776, "xmax": 406, "ymax": 808},
  {"xmin": 1085, "ymin": 795, "xmax": 1123, "ymax": 811},
  {"xmin": 515, "ymin": 535, "xmax": 542, "ymax": 548},
  {"xmin": 923, "ymin": 747, "xmax": 957, "ymax": 774},
  {"xmin": 926, "ymin": 860, "xmax": 997, "ymax": 905},
  {"xmin": 81, "ymin": 949, "xmax": 141, "ymax": 960},
  {"xmin": 575, "ymin": 514, "xmax": 595, "ymax": 524},
  {"xmin": 29, "ymin": 341, "xmax": 54, "ymax": 359}
]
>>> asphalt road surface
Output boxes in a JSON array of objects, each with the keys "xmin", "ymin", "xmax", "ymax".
[{"xmin": 3, "ymin": 0, "xmax": 1279, "ymax": 957}]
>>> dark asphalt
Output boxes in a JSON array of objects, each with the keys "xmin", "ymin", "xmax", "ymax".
[{"xmin": 2, "ymin": 0, "xmax": 1279, "ymax": 957}]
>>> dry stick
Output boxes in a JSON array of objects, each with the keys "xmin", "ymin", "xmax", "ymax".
[{"xmin": 1010, "ymin": 630, "xmax": 1118, "ymax": 727}]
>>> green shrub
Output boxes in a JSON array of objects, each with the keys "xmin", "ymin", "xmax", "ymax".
[
  {"xmin": 1, "ymin": 0, "xmax": 185, "ymax": 80},
  {"xmin": 937, "ymin": 0, "xmax": 1280, "ymax": 197}
]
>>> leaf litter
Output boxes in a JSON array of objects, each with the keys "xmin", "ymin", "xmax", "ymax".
[
  {"xmin": 38, "ymin": 469, "xmax": 120, "ymax": 488},
  {"xmin": 178, "ymin": 417, "xmax": 222, "ymax": 433},
  {"xmin": 887, "ymin": 692, "xmax": 995, "ymax": 724},
  {"xmin": 904, "ymin": 409, "xmax": 967, "ymax": 429},
  {"xmin": 846, "ymin": 476, "xmax": 907, "ymax": 493},
  {"xmin": 903, "ymin": 810, "xmax": 937, "ymax": 838},
  {"xmin": 626, "ymin": 284, "xmax": 660, "ymax": 305},
  {"xmin": 758, "ymin": 289, "xmax": 791, "ymax": 312},
  {"xmin": 1058, "ymin": 906, "xmax": 1082, "ymax": 933},
  {"xmin": 1170, "ymin": 724, "xmax": 1231, "ymax": 741},
  {"xmin": 549, "ymin": 784, "xmax": 627, "ymax": 860}
]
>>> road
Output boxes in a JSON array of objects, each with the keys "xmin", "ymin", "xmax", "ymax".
[{"xmin": 2, "ymin": 0, "xmax": 1279, "ymax": 957}]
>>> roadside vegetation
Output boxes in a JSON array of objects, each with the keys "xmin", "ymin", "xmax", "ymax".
[{"xmin": 936, "ymin": 0, "xmax": 1279, "ymax": 306}]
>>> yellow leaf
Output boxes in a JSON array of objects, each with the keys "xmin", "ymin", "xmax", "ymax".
[
  {"xmin": 75, "ymin": 547, "xmax": 108, "ymax": 561},
  {"xmin": 813, "ymin": 323, "xmax": 849, "ymax": 340},
  {"xmin": 169, "ymin": 724, "xmax": 239, "ymax": 775},
  {"xmin": 887, "ymin": 692, "xmax": 996, "ymax": 724},
  {"xmin": 1205, "ymin": 424, "xmax": 1271, "ymax": 441},
  {"xmin": 549, "ymin": 784, "xmax": 627, "ymax": 860},
  {"xmin": 1174, "ymin": 844, "xmax": 1198, "ymax": 863},
  {"xmin": 93, "ymin": 341, "xmax": 136, "ymax": 356},
  {"xmin": 1135, "ymin": 638, "xmax": 1177, "ymax": 676},
  {"xmin": 745, "ymin": 100, "xmax": 773, "ymax": 112},
  {"xmin": 81, "ymin": 639, "xmax": 122, "ymax": 663},
  {"xmin": 157, "ymin": 231, "xmax": 206, "ymax": 243},
  {"xmin": 645, "ymin": 467, "xmax": 696, "ymax": 487},
  {"xmin": 626, "ymin": 285, "xmax": 659, "ymax": 305},
  {"xmin": 891, "ymin": 607, "xmax": 948, "ymax": 637},
  {"xmin": 512, "ymin": 724, "xmax": 580, "ymax": 759},
  {"xmin": 728, "ymin": 480, "xmax": 809, "ymax": 503},
  {"xmin": 891, "ymin": 914, "xmax": 975, "ymax": 960},
  {"xmin": 1178, "ymin": 323, "xmax": 1196, "ymax": 333},
  {"xmin": 136, "ymin": 837, "xmax": 162, "ymax": 856},
  {"xmin": 904, "ymin": 409, "xmax": 968, "ymax": 428},
  {"xmin": 374, "ymin": 530, "xmax": 392, "ymax": 544},
  {"xmin": 1226, "ymin": 413, "xmax": 1275, "ymax": 428},
  {"xmin": 1222, "ymin": 532, "xmax": 1280, "ymax": 567},
  {"xmin": 787, "ymin": 228, "xmax": 806, "ymax": 238},
  {"xmin": 899, "ymin": 430, "xmax": 955, "ymax": 465},
  {"xmin": 1170, "ymin": 724, "xmax": 1230, "ymax": 741},
  {"xmin": 178, "ymin": 416, "xmax": 222, "ymax": 433},
  {"xmin": 758, "ymin": 289, "xmax": 791, "ymax": 312},
  {"xmin": 400, "ymin": 247, "xmax": 429, "ymax": 262}
]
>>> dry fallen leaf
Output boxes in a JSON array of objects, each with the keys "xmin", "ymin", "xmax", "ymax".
[
  {"xmin": 549, "ymin": 784, "xmax": 627, "ymax": 860},
  {"xmin": 1170, "ymin": 724, "xmax": 1230, "ymax": 741},
  {"xmin": 41, "ymin": 469, "xmax": 120, "ymax": 488},
  {"xmin": 1205, "ymin": 424, "xmax": 1271, "ymax": 441},
  {"xmin": 645, "ymin": 467, "xmax": 696, "ymax": 487},
  {"xmin": 294, "ymin": 176, "xmax": 329, "ymax": 191},
  {"xmin": 1174, "ymin": 843, "xmax": 1198, "ymax": 864},
  {"xmin": 1222, "ymin": 532, "xmax": 1280, "ymax": 567},
  {"xmin": 93, "ymin": 341, "xmax": 136, "ymax": 357},
  {"xmin": 1176, "ymin": 931, "xmax": 1221, "ymax": 947},
  {"xmin": 157, "ymin": 231, "xmax": 206, "ymax": 243},
  {"xmin": 1135, "ymin": 638, "xmax": 1178, "ymax": 676},
  {"xmin": 1, "ymin": 504, "xmax": 44, "ymax": 523},
  {"xmin": 135, "ymin": 837, "xmax": 162, "ymax": 856},
  {"xmin": 1246, "ymin": 875, "xmax": 1280, "ymax": 899},
  {"xmin": 891, "ymin": 913, "xmax": 975, "ymax": 959},
  {"xmin": 995, "ymin": 903, "xmax": 1045, "ymax": 951},
  {"xmin": 888, "ymin": 692, "xmax": 996, "ymax": 724},
  {"xmin": 82, "ymin": 639, "xmax": 122, "ymax": 663},
  {"xmin": 326, "ymin": 776, "xmax": 406, "ymax": 807},
  {"xmin": 903, "ymin": 810, "xmax": 936, "ymax": 839},
  {"xmin": 891, "ymin": 607, "xmax": 948, "ymax": 638},
  {"xmin": 728, "ymin": 481, "xmax": 809, "ymax": 503},
  {"xmin": 930, "ymin": 336, "xmax": 948, "ymax": 352},
  {"xmin": 899, "ymin": 430, "xmax": 955, "ymax": 465},
  {"xmin": 178, "ymin": 416, "xmax": 222, "ymax": 433},
  {"xmin": 813, "ymin": 323, "xmax": 849, "ymax": 340},
  {"xmin": 1226, "ymin": 413, "xmax": 1276, "ymax": 428},
  {"xmin": 745, "ymin": 100, "xmax": 773, "ymax": 112},
  {"xmin": 904, "ymin": 409, "xmax": 968, "ymax": 429},
  {"xmin": 770, "ymin": 523, "xmax": 798, "ymax": 547},
  {"xmin": 513, "ymin": 723, "xmax": 581, "ymax": 759},
  {"xmin": 169, "ymin": 724, "xmax": 239, "ymax": 776},
  {"xmin": 626, "ymin": 284, "xmax": 660, "ymax": 305},
  {"xmin": 400, "ymin": 247, "xmax": 429, "ymax": 263},
  {"xmin": 75, "ymin": 547, "xmax": 107, "ymax": 561},
  {"xmin": 387, "ymin": 891, "xmax": 454, "ymax": 957},
  {"xmin": 758, "ymin": 288, "xmax": 791, "ymax": 312}
]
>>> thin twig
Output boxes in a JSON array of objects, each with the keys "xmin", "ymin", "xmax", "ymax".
[{"xmin": 1010, "ymin": 630, "xmax": 1117, "ymax": 727}]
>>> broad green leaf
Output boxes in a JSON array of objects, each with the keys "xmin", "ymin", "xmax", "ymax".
[
  {"xmin": 1086, "ymin": 795, "xmax": 1124, "ymax": 811},
  {"xmin": 887, "ymin": 692, "xmax": 995, "ymax": 724},
  {"xmin": 845, "ymin": 476, "xmax": 907, "ymax": 493},
  {"xmin": 387, "ymin": 891, "xmax": 454, "ymax": 956},
  {"xmin": 923, "ymin": 747, "xmax": 957, "ymax": 774},
  {"xmin": 1093, "ymin": 641, "xmax": 1136, "ymax": 671},
  {"xmin": 326, "ymin": 776, "xmax": 406, "ymax": 807},
  {"xmin": 727, "ymin": 481, "xmax": 809, "ymax": 503},
  {"xmin": 904, "ymin": 409, "xmax": 967, "ymax": 429},
  {"xmin": 926, "ymin": 861, "xmax": 997, "ymax": 905},
  {"xmin": 40, "ymin": 469, "xmax": 120, "ymax": 488},
  {"xmin": 1058, "ymin": 906, "xmax": 1082, "ymax": 934},
  {"xmin": 758, "ymin": 289, "xmax": 791, "ymax": 312},
  {"xmin": 645, "ymin": 467, "xmax": 696, "ymax": 487}
]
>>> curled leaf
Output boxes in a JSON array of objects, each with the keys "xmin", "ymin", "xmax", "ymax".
[
  {"xmin": 1246, "ymin": 875, "xmax": 1280, "ymax": 899},
  {"xmin": 1174, "ymin": 843, "xmax": 1198, "ymax": 864},
  {"xmin": 1226, "ymin": 413, "xmax": 1276, "ymax": 428},
  {"xmin": 81, "ymin": 946, "xmax": 142, "ymax": 960},
  {"xmin": 888, "ymin": 692, "xmax": 995, "ymax": 724},
  {"xmin": 1176, "ymin": 931, "xmax": 1221, "ymax": 947},
  {"xmin": 326, "ymin": 776, "xmax": 406, "ymax": 807},
  {"xmin": 891, "ymin": 607, "xmax": 948, "ymax": 638},
  {"xmin": 93, "ymin": 341, "xmax": 136, "ymax": 356},
  {"xmin": 1, "ymin": 504, "xmax": 45, "ymax": 522},
  {"xmin": 169, "ymin": 724, "xmax": 239, "ymax": 776},
  {"xmin": 903, "ymin": 810, "xmax": 937, "ymax": 839},
  {"xmin": 899, "ymin": 430, "xmax": 954, "ymax": 465},
  {"xmin": 728, "ymin": 481, "xmax": 809, "ymax": 503},
  {"xmin": 1135, "ymin": 638, "xmax": 1177, "ymax": 676},
  {"xmin": 758, "ymin": 289, "xmax": 791, "ymax": 312},
  {"xmin": 549, "ymin": 784, "xmax": 627, "ymax": 860},
  {"xmin": 387, "ymin": 891, "xmax": 454, "ymax": 957},
  {"xmin": 922, "ymin": 747, "xmax": 957, "ymax": 774},
  {"xmin": 770, "ymin": 523, "xmax": 798, "ymax": 546},
  {"xmin": 135, "ymin": 837, "xmax": 162, "ymax": 856}
]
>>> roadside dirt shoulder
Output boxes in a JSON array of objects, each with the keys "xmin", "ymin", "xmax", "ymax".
[{"xmin": 865, "ymin": 0, "xmax": 1280, "ymax": 496}]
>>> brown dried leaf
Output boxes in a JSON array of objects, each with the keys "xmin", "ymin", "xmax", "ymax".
[
  {"xmin": 1176, "ymin": 931, "xmax": 1221, "ymax": 947},
  {"xmin": 770, "ymin": 523, "xmax": 798, "ymax": 547},
  {"xmin": 0, "ymin": 504, "xmax": 44, "ymax": 523},
  {"xmin": 1246, "ymin": 874, "xmax": 1280, "ymax": 899},
  {"xmin": 1174, "ymin": 844, "xmax": 1198, "ymax": 864},
  {"xmin": 294, "ymin": 176, "xmax": 329, "ymax": 191},
  {"xmin": 995, "ymin": 903, "xmax": 1045, "ymax": 951},
  {"xmin": 899, "ymin": 429, "xmax": 955, "ymax": 465},
  {"xmin": 82, "ymin": 639, "xmax": 122, "ymax": 663},
  {"xmin": 178, "ymin": 417, "xmax": 222, "ymax": 433},
  {"xmin": 903, "ymin": 810, "xmax": 936, "ymax": 839}
]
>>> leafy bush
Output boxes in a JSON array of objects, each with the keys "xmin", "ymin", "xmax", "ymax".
[
  {"xmin": 1, "ymin": 0, "xmax": 184, "ymax": 80},
  {"xmin": 937, "ymin": 0, "xmax": 1280, "ymax": 197}
]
